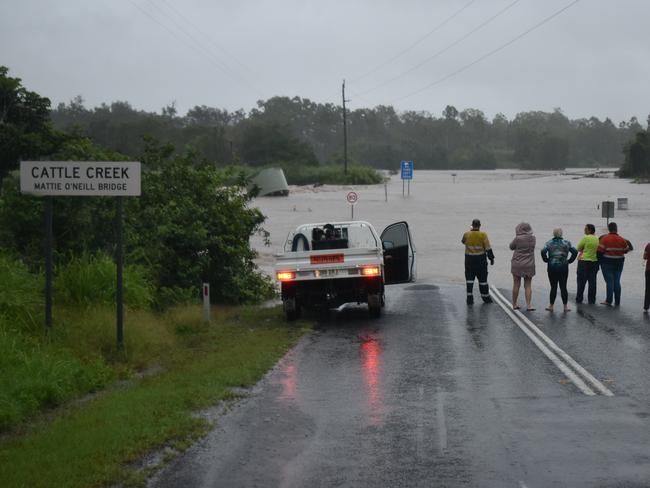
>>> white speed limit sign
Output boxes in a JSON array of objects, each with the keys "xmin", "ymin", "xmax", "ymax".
[{"xmin": 346, "ymin": 191, "xmax": 358, "ymax": 204}]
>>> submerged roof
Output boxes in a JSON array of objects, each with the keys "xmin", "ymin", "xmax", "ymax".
[{"xmin": 249, "ymin": 167, "xmax": 289, "ymax": 196}]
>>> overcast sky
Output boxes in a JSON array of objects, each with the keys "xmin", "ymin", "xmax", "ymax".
[{"xmin": 1, "ymin": 0, "xmax": 648, "ymax": 122}]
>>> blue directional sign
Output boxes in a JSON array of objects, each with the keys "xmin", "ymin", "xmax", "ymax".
[{"xmin": 401, "ymin": 160, "xmax": 413, "ymax": 180}]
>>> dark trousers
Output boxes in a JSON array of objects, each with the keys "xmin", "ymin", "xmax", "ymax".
[
  {"xmin": 465, "ymin": 255, "xmax": 490, "ymax": 301},
  {"xmin": 643, "ymin": 269, "xmax": 650, "ymax": 310},
  {"xmin": 600, "ymin": 260, "xmax": 624, "ymax": 305},
  {"xmin": 548, "ymin": 267, "xmax": 569, "ymax": 305},
  {"xmin": 576, "ymin": 260, "xmax": 599, "ymax": 304}
]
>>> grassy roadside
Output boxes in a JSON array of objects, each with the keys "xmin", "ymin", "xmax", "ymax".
[{"xmin": 0, "ymin": 305, "xmax": 309, "ymax": 488}]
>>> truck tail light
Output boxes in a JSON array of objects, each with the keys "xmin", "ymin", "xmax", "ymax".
[
  {"xmin": 361, "ymin": 266, "xmax": 380, "ymax": 277},
  {"xmin": 276, "ymin": 271, "xmax": 296, "ymax": 281}
]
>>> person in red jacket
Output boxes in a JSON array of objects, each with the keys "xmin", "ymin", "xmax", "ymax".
[{"xmin": 597, "ymin": 222, "xmax": 632, "ymax": 306}]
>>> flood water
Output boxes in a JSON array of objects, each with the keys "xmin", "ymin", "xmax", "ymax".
[{"xmin": 251, "ymin": 170, "xmax": 650, "ymax": 298}]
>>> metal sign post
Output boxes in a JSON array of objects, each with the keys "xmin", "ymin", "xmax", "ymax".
[
  {"xmin": 601, "ymin": 201, "xmax": 615, "ymax": 226},
  {"xmin": 20, "ymin": 161, "xmax": 141, "ymax": 350},
  {"xmin": 44, "ymin": 196, "xmax": 53, "ymax": 328},
  {"xmin": 401, "ymin": 160, "xmax": 413, "ymax": 197},
  {"xmin": 347, "ymin": 191, "xmax": 358, "ymax": 219},
  {"xmin": 116, "ymin": 196, "xmax": 124, "ymax": 349}
]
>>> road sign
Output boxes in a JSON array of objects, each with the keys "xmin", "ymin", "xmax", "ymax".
[
  {"xmin": 20, "ymin": 161, "xmax": 141, "ymax": 196},
  {"xmin": 401, "ymin": 160, "xmax": 413, "ymax": 180},
  {"xmin": 347, "ymin": 191, "xmax": 358, "ymax": 204},
  {"xmin": 20, "ymin": 160, "xmax": 141, "ymax": 351}
]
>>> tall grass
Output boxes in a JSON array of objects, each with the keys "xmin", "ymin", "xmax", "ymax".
[
  {"xmin": 0, "ymin": 253, "xmax": 42, "ymax": 331},
  {"xmin": 0, "ymin": 252, "xmax": 157, "ymax": 432},
  {"xmin": 0, "ymin": 328, "xmax": 112, "ymax": 431},
  {"xmin": 56, "ymin": 253, "xmax": 153, "ymax": 309}
]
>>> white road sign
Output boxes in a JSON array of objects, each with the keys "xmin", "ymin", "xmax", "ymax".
[
  {"xmin": 20, "ymin": 161, "xmax": 141, "ymax": 196},
  {"xmin": 346, "ymin": 191, "xmax": 358, "ymax": 204}
]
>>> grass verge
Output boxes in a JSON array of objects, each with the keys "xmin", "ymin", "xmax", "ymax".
[{"xmin": 0, "ymin": 305, "xmax": 309, "ymax": 488}]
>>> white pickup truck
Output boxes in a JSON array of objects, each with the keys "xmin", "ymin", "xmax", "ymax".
[{"xmin": 274, "ymin": 220, "xmax": 416, "ymax": 320}]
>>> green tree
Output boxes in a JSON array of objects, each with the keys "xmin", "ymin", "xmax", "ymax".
[
  {"xmin": 0, "ymin": 66, "xmax": 60, "ymax": 190},
  {"xmin": 239, "ymin": 122, "xmax": 317, "ymax": 166},
  {"xmin": 619, "ymin": 130, "xmax": 650, "ymax": 178}
]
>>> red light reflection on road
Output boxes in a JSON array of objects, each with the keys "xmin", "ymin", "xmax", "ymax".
[
  {"xmin": 279, "ymin": 363, "xmax": 297, "ymax": 402},
  {"xmin": 360, "ymin": 337, "xmax": 384, "ymax": 425}
]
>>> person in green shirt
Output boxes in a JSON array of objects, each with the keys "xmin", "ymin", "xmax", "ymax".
[{"xmin": 575, "ymin": 223, "xmax": 599, "ymax": 304}]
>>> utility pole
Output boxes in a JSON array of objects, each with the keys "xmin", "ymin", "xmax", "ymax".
[{"xmin": 342, "ymin": 80, "xmax": 349, "ymax": 175}]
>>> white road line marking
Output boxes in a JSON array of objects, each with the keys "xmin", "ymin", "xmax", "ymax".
[
  {"xmin": 416, "ymin": 385, "xmax": 424, "ymax": 460},
  {"xmin": 510, "ymin": 303, "xmax": 615, "ymax": 397},
  {"xmin": 519, "ymin": 482, "xmax": 529, "ymax": 488},
  {"xmin": 489, "ymin": 285, "xmax": 596, "ymax": 396},
  {"xmin": 435, "ymin": 387, "xmax": 448, "ymax": 453}
]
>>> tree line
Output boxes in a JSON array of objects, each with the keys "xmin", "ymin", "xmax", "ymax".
[{"xmin": 50, "ymin": 95, "xmax": 649, "ymax": 171}]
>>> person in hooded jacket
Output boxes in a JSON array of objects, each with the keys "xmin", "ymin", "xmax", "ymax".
[
  {"xmin": 542, "ymin": 228, "xmax": 578, "ymax": 312},
  {"xmin": 510, "ymin": 222, "xmax": 536, "ymax": 310}
]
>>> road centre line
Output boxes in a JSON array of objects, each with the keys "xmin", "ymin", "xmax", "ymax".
[
  {"xmin": 490, "ymin": 286, "xmax": 614, "ymax": 397},
  {"xmin": 507, "ymin": 296, "xmax": 615, "ymax": 397},
  {"xmin": 489, "ymin": 286, "xmax": 596, "ymax": 396}
]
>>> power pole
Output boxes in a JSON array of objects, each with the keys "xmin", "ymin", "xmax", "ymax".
[{"xmin": 342, "ymin": 80, "xmax": 348, "ymax": 175}]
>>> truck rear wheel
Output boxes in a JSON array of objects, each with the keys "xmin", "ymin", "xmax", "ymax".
[
  {"xmin": 368, "ymin": 293, "xmax": 381, "ymax": 318},
  {"xmin": 284, "ymin": 297, "xmax": 299, "ymax": 321}
]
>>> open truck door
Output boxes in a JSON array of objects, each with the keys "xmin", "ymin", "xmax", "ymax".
[{"xmin": 381, "ymin": 221, "xmax": 416, "ymax": 285}]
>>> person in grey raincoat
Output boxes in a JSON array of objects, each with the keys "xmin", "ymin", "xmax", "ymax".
[{"xmin": 510, "ymin": 222, "xmax": 536, "ymax": 310}]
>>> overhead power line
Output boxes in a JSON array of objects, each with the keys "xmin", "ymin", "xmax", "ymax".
[
  {"xmin": 358, "ymin": 0, "xmax": 522, "ymax": 96},
  {"xmin": 350, "ymin": 0, "xmax": 476, "ymax": 83},
  {"xmin": 157, "ymin": 0, "xmax": 256, "ymax": 76},
  {"xmin": 127, "ymin": 0, "xmax": 260, "ymax": 96},
  {"xmin": 390, "ymin": 0, "xmax": 581, "ymax": 104}
]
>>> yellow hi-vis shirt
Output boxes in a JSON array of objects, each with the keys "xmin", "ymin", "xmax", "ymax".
[{"xmin": 462, "ymin": 230, "xmax": 492, "ymax": 256}]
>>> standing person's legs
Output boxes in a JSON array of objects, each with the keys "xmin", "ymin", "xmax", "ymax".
[
  {"xmin": 477, "ymin": 263, "xmax": 492, "ymax": 303},
  {"xmin": 643, "ymin": 270, "xmax": 650, "ymax": 312},
  {"xmin": 512, "ymin": 274, "xmax": 521, "ymax": 308},
  {"xmin": 524, "ymin": 276, "xmax": 533, "ymax": 310},
  {"xmin": 587, "ymin": 262, "xmax": 598, "ymax": 304},
  {"xmin": 465, "ymin": 265, "xmax": 476, "ymax": 304},
  {"xmin": 547, "ymin": 269, "xmax": 559, "ymax": 310},
  {"xmin": 559, "ymin": 269, "xmax": 570, "ymax": 311},
  {"xmin": 613, "ymin": 263, "xmax": 623, "ymax": 306},
  {"xmin": 576, "ymin": 260, "xmax": 587, "ymax": 303},
  {"xmin": 600, "ymin": 262, "xmax": 614, "ymax": 305}
]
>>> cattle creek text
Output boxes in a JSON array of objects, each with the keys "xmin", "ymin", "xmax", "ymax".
[{"xmin": 30, "ymin": 166, "xmax": 131, "ymax": 179}]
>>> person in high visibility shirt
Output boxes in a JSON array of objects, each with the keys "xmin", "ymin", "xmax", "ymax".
[
  {"xmin": 597, "ymin": 221, "xmax": 633, "ymax": 306},
  {"xmin": 575, "ymin": 223, "xmax": 599, "ymax": 304},
  {"xmin": 461, "ymin": 219, "xmax": 494, "ymax": 304}
]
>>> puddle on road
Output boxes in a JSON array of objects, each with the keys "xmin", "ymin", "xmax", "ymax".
[{"xmin": 405, "ymin": 284, "xmax": 439, "ymax": 291}]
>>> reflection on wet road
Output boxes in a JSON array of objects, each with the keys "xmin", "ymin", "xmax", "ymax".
[
  {"xmin": 360, "ymin": 336, "xmax": 383, "ymax": 426},
  {"xmin": 150, "ymin": 282, "xmax": 650, "ymax": 487}
]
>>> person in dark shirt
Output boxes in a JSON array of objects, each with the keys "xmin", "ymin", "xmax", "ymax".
[
  {"xmin": 541, "ymin": 228, "xmax": 578, "ymax": 312},
  {"xmin": 643, "ymin": 242, "xmax": 650, "ymax": 313}
]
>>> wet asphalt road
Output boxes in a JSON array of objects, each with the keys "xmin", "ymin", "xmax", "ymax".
[{"xmin": 151, "ymin": 282, "xmax": 650, "ymax": 488}]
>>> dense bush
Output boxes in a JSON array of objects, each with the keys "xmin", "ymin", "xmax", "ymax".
[{"xmin": 0, "ymin": 145, "xmax": 275, "ymax": 305}]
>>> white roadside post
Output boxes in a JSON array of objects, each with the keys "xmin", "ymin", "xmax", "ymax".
[{"xmin": 202, "ymin": 283, "xmax": 211, "ymax": 322}]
